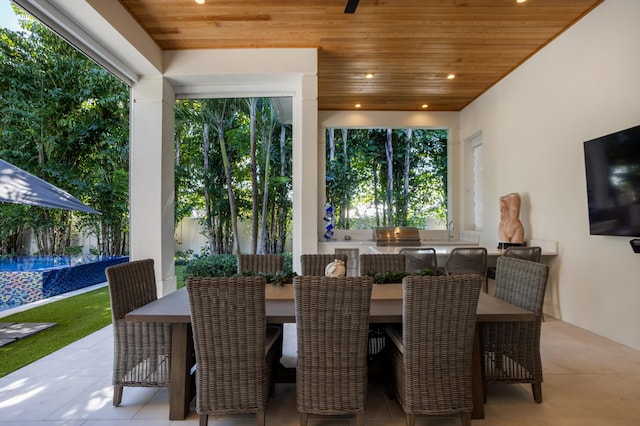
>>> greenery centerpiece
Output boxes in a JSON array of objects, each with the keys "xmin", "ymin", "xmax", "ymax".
[
  {"xmin": 237, "ymin": 270, "xmax": 297, "ymax": 287},
  {"xmin": 363, "ymin": 268, "xmax": 436, "ymax": 284}
]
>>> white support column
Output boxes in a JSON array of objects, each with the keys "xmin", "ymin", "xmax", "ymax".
[
  {"xmin": 129, "ymin": 77, "xmax": 176, "ymax": 296},
  {"xmin": 291, "ymin": 73, "xmax": 319, "ymax": 274}
]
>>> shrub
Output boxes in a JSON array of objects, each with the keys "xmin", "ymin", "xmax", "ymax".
[
  {"xmin": 184, "ymin": 253, "xmax": 294, "ymax": 284},
  {"xmin": 185, "ymin": 254, "xmax": 238, "ymax": 278},
  {"xmin": 64, "ymin": 246, "xmax": 83, "ymax": 255},
  {"xmin": 175, "ymin": 249, "xmax": 194, "ymax": 266}
]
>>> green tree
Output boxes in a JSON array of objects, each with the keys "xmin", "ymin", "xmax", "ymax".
[
  {"xmin": 325, "ymin": 128, "xmax": 448, "ymax": 230},
  {"xmin": 0, "ymin": 9, "xmax": 129, "ymax": 255},
  {"xmin": 173, "ymin": 97, "xmax": 293, "ymax": 255}
]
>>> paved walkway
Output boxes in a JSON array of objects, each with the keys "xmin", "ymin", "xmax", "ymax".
[{"xmin": 0, "ymin": 322, "xmax": 57, "ymax": 347}]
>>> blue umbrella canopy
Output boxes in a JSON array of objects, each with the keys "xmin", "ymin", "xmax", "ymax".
[{"xmin": 0, "ymin": 159, "xmax": 101, "ymax": 215}]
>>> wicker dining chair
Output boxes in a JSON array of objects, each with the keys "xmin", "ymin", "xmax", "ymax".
[
  {"xmin": 237, "ymin": 254, "xmax": 284, "ymax": 274},
  {"xmin": 294, "ymin": 275, "xmax": 373, "ymax": 426},
  {"xmin": 485, "ymin": 246, "xmax": 542, "ymax": 292},
  {"xmin": 444, "ymin": 247, "xmax": 487, "ymax": 279},
  {"xmin": 105, "ymin": 259, "xmax": 172, "ymax": 406},
  {"xmin": 359, "ymin": 253, "xmax": 407, "ymax": 361},
  {"xmin": 399, "ymin": 247, "xmax": 438, "ymax": 273},
  {"xmin": 186, "ymin": 276, "xmax": 281, "ymax": 426},
  {"xmin": 479, "ymin": 257, "xmax": 549, "ymax": 403},
  {"xmin": 386, "ymin": 274, "xmax": 482, "ymax": 426},
  {"xmin": 300, "ymin": 253, "xmax": 348, "ymax": 276},
  {"xmin": 359, "ymin": 253, "xmax": 406, "ymax": 275}
]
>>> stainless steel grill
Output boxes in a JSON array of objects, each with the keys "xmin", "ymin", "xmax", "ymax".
[{"xmin": 374, "ymin": 226, "xmax": 421, "ymax": 246}]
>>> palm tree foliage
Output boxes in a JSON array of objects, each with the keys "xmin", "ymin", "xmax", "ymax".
[
  {"xmin": 174, "ymin": 98, "xmax": 293, "ymax": 255},
  {"xmin": 326, "ymin": 128, "xmax": 447, "ymax": 230}
]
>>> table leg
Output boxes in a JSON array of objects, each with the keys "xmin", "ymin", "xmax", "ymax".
[
  {"xmin": 169, "ymin": 323, "xmax": 192, "ymax": 420},
  {"xmin": 471, "ymin": 325, "xmax": 485, "ymax": 419}
]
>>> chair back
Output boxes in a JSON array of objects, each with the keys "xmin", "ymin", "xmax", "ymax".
[
  {"xmin": 300, "ymin": 253, "xmax": 348, "ymax": 276},
  {"xmin": 400, "ymin": 274, "xmax": 482, "ymax": 414},
  {"xmin": 186, "ymin": 276, "xmax": 271, "ymax": 415},
  {"xmin": 359, "ymin": 253, "xmax": 406, "ymax": 275},
  {"xmin": 400, "ymin": 248, "xmax": 437, "ymax": 273},
  {"xmin": 237, "ymin": 254, "xmax": 284, "ymax": 274},
  {"xmin": 293, "ymin": 275, "xmax": 373, "ymax": 417},
  {"xmin": 504, "ymin": 246, "xmax": 542, "ymax": 263},
  {"xmin": 481, "ymin": 257, "xmax": 549, "ymax": 400},
  {"xmin": 105, "ymin": 259, "xmax": 171, "ymax": 405},
  {"xmin": 445, "ymin": 247, "xmax": 487, "ymax": 278},
  {"xmin": 106, "ymin": 259, "xmax": 158, "ymax": 320},
  {"xmin": 494, "ymin": 256, "xmax": 549, "ymax": 317}
]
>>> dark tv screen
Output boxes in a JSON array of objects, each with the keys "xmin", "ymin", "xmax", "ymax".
[{"xmin": 583, "ymin": 124, "xmax": 640, "ymax": 236}]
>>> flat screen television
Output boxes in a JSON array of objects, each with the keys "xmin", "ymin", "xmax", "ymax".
[{"xmin": 583, "ymin": 124, "xmax": 640, "ymax": 236}]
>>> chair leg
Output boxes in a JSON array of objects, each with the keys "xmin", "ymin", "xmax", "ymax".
[
  {"xmin": 113, "ymin": 385, "xmax": 123, "ymax": 406},
  {"xmin": 356, "ymin": 412, "xmax": 365, "ymax": 426},
  {"xmin": 406, "ymin": 413, "xmax": 416, "ymax": 426},
  {"xmin": 461, "ymin": 412, "xmax": 471, "ymax": 426},
  {"xmin": 256, "ymin": 410, "xmax": 265, "ymax": 426},
  {"xmin": 199, "ymin": 413, "xmax": 208, "ymax": 426},
  {"xmin": 300, "ymin": 412, "xmax": 308, "ymax": 426},
  {"xmin": 532, "ymin": 383, "xmax": 543, "ymax": 403}
]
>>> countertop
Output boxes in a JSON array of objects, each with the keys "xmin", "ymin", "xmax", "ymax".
[{"xmin": 317, "ymin": 240, "xmax": 557, "ymax": 256}]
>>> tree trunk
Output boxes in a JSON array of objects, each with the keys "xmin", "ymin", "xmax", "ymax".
[
  {"xmin": 258, "ymin": 136, "xmax": 272, "ymax": 254},
  {"xmin": 328, "ymin": 128, "xmax": 336, "ymax": 162},
  {"xmin": 385, "ymin": 128, "xmax": 394, "ymax": 226},
  {"xmin": 276, "ymin": 125, "xmax": 288, "ymax": 253},
  {"xmin": 402, "ymin": 129, "xmax": 412, "ymax": 224},
  {"xmin": 341, "ymin": 128, "xmax": 349, "ymax": 228},
  {"xmin": 258, "ymin": 102, "xmax": 277, "ymax": 254},
  {"xmin": 248, "ymin": 98, "xmax": 259, "ymax": 254},
  {"xmin": 373, "ymin": 162, "xmax": 380, "ymax": 226},
  {"xmin": 202, "ymin": 123, "xmax": 217, "ymax": 255},
  {"xmin": 217, "ymin": 120, "xmax": 241, "ymax": 255}
]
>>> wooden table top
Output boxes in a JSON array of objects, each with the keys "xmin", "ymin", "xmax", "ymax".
[{"xmin": 126, "ymin": 287, "xmax": 535, "ymax": 324}]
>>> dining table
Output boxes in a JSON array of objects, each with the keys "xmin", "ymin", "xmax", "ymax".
[{"xmin": 125, "ymin": 286, "xmax": 535, "ymax": 421}]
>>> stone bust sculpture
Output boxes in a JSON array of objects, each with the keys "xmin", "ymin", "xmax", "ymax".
[{"xmin": 498, "ymin": 192, "xmax": 524, "ymax": 243}]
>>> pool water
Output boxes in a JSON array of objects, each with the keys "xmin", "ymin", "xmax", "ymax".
[
  {"xmin": 0, "ymin": 255, "xmax": 121, "ymax": 272},
  {"xmin": 0, "ymin": 255, "xmax": 128, "ymax": 312}
]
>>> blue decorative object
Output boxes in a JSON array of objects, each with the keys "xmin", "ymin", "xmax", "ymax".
[{"xmin": 323, "ymin": 203, "xmax": 335, "ymax": 240}]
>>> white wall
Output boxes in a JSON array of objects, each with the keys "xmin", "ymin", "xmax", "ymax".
[{"xmin": 460, "ymin": 0, "xmax": 640, "ymax": 350}]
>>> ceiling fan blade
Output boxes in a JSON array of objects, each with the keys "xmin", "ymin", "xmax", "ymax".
[{"xmin": 344, "ymin": 0, "xmax": 360, "ymax": 14}]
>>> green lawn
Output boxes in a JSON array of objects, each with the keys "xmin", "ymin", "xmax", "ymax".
[
  {"xmin": 0, "ymin": 264, "xmax": 187, "ymax": 377},
  {"xmin": 0, "ymin": 286, "xmax": 112, "ymax": 377}
]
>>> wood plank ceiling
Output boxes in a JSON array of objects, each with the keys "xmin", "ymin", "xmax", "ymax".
[{"xmin": 119, "ymin": 0, "xmax": 603, "ymax": 112}]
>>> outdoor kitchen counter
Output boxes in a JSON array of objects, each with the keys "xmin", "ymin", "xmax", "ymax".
[
  {"xmin": 317, "ymin": 240, "xmax": 557, "ymax": 276},
  {"xmin": 317, "ymin": 239, "xmax": 557, "ymax": 256},
  {"xmin": 318, "ymin": 240, "xmax": 486, "ymax": 254}
]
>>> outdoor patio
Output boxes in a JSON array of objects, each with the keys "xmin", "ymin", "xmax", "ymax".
[{"xmin": 1, "ymin": 291, "xmax": 640, "ymax": 425}]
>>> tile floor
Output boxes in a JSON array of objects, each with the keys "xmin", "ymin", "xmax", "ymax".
[{"xmin": 1, "ymin": 316, "xmax": 640, "ymax": 425}]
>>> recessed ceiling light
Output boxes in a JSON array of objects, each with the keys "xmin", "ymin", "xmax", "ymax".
[
  {"xmin": 355, "ymin": 104, "xmax": 362, "ymax": 108},
  {"xmin": 195, "ymin": 0, "xmax": 205, "ymax": 4},
  {"xmin": 365, "ymin": 73, "xmax": 374, "ymax": 79},
  {"xmin": 517, "ymin": 0, "xmax": 527, "ymax": 3},
  {"xmin": 421, "ymin": 104, "xmax": 428, "ymax": 109},
  {"xmin": 447, "ymin": 74, "xmax": 456, "ymax": 80}
]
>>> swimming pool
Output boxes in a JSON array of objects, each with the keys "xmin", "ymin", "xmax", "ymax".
[{"xmin": 0, "ymin": 255, "xmax": 128, "ymax": 312}]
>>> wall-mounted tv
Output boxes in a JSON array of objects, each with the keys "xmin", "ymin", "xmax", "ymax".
[{"xmin": 583, "ymin": 124, "xmax": 640, "ymax": 237}]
